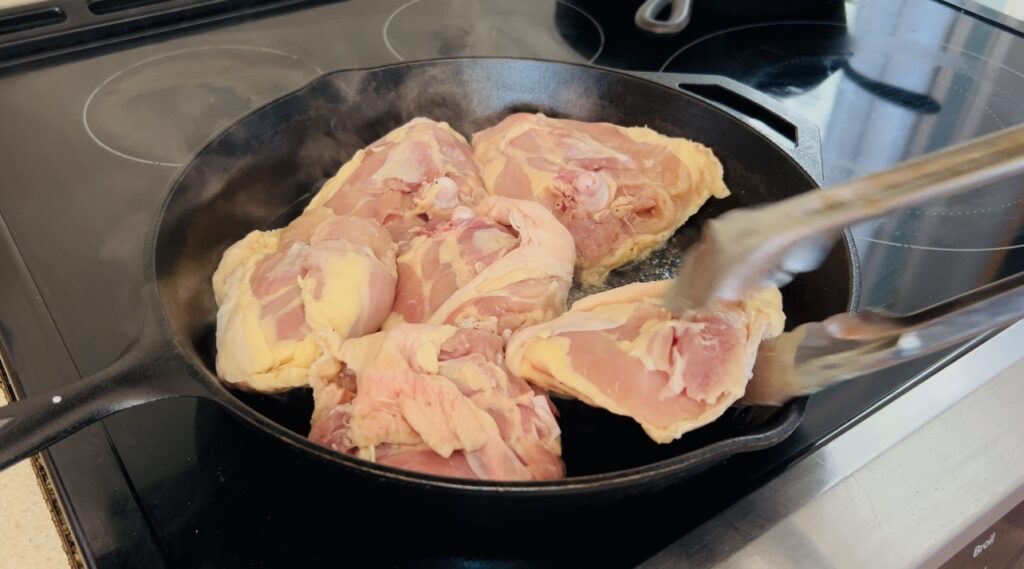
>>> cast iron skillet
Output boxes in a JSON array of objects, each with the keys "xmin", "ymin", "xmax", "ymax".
[{"xmin": 0, "ymin": 58, "xmax": 857, "ymax": 508}]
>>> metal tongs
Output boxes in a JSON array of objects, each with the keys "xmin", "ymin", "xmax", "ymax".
[{"xmin": 666, "ymin": 124, "xmax": 1024, "ymax": 405}]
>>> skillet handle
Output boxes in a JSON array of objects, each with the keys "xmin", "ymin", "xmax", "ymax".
[
  {"xmin": 634, "ymin": 71, "xmax": 825, "ymax": 185},
  {"xmin": 0, "ymin": 311, "xmax": 206, "ymax": 471}
]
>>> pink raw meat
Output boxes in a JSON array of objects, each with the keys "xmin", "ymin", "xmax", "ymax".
[
  {"xmin": 306, "ymin": 118, "xmax": 488, "ymax": 241},
  {"xmin": 309, "ymin": 324, "xmax": 564, "ymax": 481},
  {"xmin": 212, "ymin": 208, "xmax": 397, "ymax": 392},
  {"xmin": 505, "ymin": 280, "xmax": 784, "ymax": 443},
  {"xmin": 472, "ymin": 113, "xmax": 729, "ymax": 285},
  {"xmin": 419, "ymin": 196, "xmax": 576, "ymax": 339}
]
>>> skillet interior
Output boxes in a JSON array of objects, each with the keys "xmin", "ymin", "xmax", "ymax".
[{"xmin": 155, "ymin": 58, "xmax": 855, "ymax": 483}]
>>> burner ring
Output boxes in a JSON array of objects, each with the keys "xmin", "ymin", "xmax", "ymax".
[
  {"xmin": 83, "ymin": 45, "xmax": 323, "ymax": 167},
  {"xmin": 383, "ymin": 0, "xmax": 604, "ymax": 64}
]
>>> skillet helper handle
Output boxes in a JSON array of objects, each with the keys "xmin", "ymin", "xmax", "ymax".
[
  {"xmin": 0, "ymin": 354, "xmax": 182, "ymax": 470},
  {"xmin": 642, "ymin": 71, "xmax": 825, "ymax": 184},
  {"xmin": 742, "ymin": 272, "xmax": 1024, "ymax": 406},
  {"xmin": 635, "ymin": 0, "xmax": 693, "ymax": 34},
  {"xmin": 666, "ymin": 123, "xmax": 1024, "ymax": 314}
]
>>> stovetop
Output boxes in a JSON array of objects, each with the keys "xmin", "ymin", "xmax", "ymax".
[{"xmin": 0, "ymin": 0, "xmax": 1021, "ymax": 567}]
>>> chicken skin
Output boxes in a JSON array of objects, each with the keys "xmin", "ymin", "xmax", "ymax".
[
  {"xmin": 505, "ymin": 280, "xmax": 784, "ymax": 443},
  {"xmin": 309, "ymin": 324, "xmax": 564, "ymax": 481},
  {"xmin": 307, "ymin": 117, "xmax": 488, "ymax": 241},
  {"xmin": 472, "ymin": 113, "xmax": 728, "ymax": 286},
  {"xmin": 212, "ymin": 208, "xmax": 397, "ymax": 392},
  {"xmin": 388, "ymin": 196, "xmax": 575, "ymax": 339}
]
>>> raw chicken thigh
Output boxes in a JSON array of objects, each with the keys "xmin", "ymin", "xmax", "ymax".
[
  {"xmin": 472, "ymin": 113, "xmax": 729, "ymax": 286},
  {"xmin": 306, "ymin": 117, "xmax": 488, "ymax": 241},
  {"xmin": 388, "ymin": 205, "xmax": 518, "ymax": 325},
  {"xmin": 308, "ymin": 324, "xmax": 564, "ymax": 481},
  {"xmin": 212, "ymin": 208, "xmax": 397, "ymax": 392},
  {"xmin": 388, "ymin": 196, "xmax": 575, "ymax": 339},
  {"xmin": 211, "ymin": 111, "xmax": 755, "ymax": 479},
  {"xmin": 505, "ymin": 280, "xmax": 784, "ymax": 443}
]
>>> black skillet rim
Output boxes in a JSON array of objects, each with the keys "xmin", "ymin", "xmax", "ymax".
[{"xmin": 151, "ymin": 56, "xmax": 862, "ymax": 494}]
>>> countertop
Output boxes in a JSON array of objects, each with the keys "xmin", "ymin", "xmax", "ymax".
[{"xmin": 0, "ymin": 389, "xmax": 73, "ymax": 569}]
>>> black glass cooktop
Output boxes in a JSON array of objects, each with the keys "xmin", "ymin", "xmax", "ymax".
[{"xmin": 0, "ymin": 0, "xmax": 1021, "ymax": 567}]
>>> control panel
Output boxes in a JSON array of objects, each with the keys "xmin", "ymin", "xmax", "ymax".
[{"xmin": 941, "ymin": 500, "xmax": 1024, "ymax": 569}]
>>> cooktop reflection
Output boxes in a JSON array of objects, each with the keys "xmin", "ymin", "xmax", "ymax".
[
  {"xmin": 383, "ymin": 0, "xmax": 604, "ymax": 62},
  {"xmin": 663, "ymin": 18, "xmax": 1024, "ymax": 309}
]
